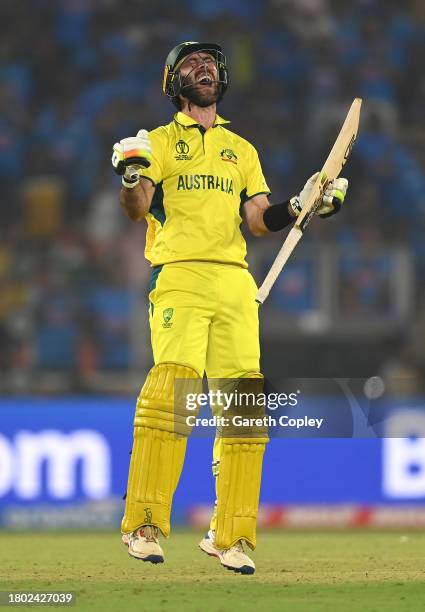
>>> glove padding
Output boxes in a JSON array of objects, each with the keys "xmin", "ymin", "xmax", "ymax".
[
  {"xmin": 112, "ymin": 129, "xmax": 152, "ymax": 188},
  {"xmin": 289, "ymin": 172, "xmax": 348, "ymax": 219}
]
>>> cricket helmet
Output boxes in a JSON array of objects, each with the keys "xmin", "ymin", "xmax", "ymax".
[{"xmin": 162, "ymin": 41, "xmax": 229, "ymax": 105}]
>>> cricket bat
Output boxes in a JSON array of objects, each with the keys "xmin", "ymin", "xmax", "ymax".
[{"xmin": 256, "ymin": 97, "xmax": 362, "ymax": 304}]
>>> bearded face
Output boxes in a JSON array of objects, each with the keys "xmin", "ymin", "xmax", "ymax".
[{"xmin": 179, "ymin": 52, "xmax": 220, "ymax": 108}]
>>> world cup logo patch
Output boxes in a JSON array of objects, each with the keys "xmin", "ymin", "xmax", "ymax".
[{"xmin": 175, "ymin": 140, "xmax": 192, "ymax": 160}]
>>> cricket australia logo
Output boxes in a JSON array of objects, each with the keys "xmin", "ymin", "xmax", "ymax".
[
  {"xmin": 144, "ymin": 507, "xmax": 153, "ymax": 523},
  {"xmin": 175, "ymin": 140, "xmax": 192, "ymax": 160},
  {"xmin": 162, "ymin": 308, "xmax": 174, "ymax": 328},
  {"xmin": 220, "ymin": 148, "xmax": 238, "ymax": 164}
]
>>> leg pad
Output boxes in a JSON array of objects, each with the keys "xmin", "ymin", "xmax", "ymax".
[
  {"xmin": 122, "ymin": 363, "xmax": 201, "ymax": 536},
  {"xmin": 215, "ymin": 438, "xmax": 267, "ymax": 550}
]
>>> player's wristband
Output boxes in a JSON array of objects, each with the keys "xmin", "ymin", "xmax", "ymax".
[{"xmin": 262, "ymin": 201, "xmax": 295, "ymax": 232}]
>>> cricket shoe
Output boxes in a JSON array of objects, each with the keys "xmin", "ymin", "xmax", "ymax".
[
  {"xmin": 122, "ymin": 526, "xmax": 164, "ymax": 564},
  {"xmin": 199, "ymin": 530, "xmax": 255, "ymax": 575}
]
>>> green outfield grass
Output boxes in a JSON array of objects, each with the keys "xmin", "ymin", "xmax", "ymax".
[{"xmin": 0, "ymin": 531, "xmax": 425, "ymax": 611}]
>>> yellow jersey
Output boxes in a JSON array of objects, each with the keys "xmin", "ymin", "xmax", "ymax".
[{"xmin": 141, "ymin": 111, "xmax": 270, "ymax": 269}]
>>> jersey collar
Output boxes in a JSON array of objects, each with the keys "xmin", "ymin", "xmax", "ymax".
[{"xmin": 174, "ymin": 112, "xmax": 231, "ymax": 128}]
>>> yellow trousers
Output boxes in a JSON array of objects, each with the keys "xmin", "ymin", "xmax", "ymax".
[{"xmin": 149, "ymin": 261, "xmax": 261, "ymax": 378}]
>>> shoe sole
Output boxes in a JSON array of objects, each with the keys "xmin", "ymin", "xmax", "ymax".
[
  {"xmin": 199, "ymin": 542, "xmax": 255, "ymax": 575},
  {"xmin": 129, "ymin": 553, "xmax": 164, "ymax": 564},
  {"xmin": 223, "ymin": 563, "xmax": 255, "ymax": 575}
]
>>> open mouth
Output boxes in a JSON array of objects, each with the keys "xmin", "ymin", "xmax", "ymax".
[{"xmin": 196, "ymin": 75, "xmax": 213, "ymax": 85}]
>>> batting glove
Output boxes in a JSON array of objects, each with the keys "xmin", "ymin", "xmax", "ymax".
[
  {"xmin": 317, "ymin": 177, "xmax": 348, "ymax": 218},
  {"xmin": 289, "ymin": 173, "xmax": 349, "ymax": 218},
  {"xmin": 112, "ymin": 129, "xmax": 152, "ymax": 189}
]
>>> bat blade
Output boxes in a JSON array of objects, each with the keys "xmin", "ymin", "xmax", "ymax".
[
  {"xmin": 296, "ymin": 97, "xmax": 362, "ymax": 233},
  {"xmin": 256, "ymin": 97, "xmax": 362, "ymax": 304}
]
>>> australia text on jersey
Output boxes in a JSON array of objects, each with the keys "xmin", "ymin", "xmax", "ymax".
[{"xmin": 177, "ymin": 174, "xmax": 234, "ymax": 194}]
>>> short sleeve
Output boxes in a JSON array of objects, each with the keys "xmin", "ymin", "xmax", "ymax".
[
  {"xmin": 139, "ymin": 126, "xmax": 168, "ymax": 185},
  {"xmin": 245, "ymin": 144, "xmax": 270, "ymax": 199}
]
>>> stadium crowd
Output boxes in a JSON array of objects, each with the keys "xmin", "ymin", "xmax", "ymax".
[{"xmin": 1, "ymin": 0, "xmax": 425, "ymax": 390}]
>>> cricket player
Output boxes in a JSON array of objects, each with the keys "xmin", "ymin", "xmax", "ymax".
[{"xmin": 112, "ymin": 42, "xmax": 348, "ymax": 574}]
